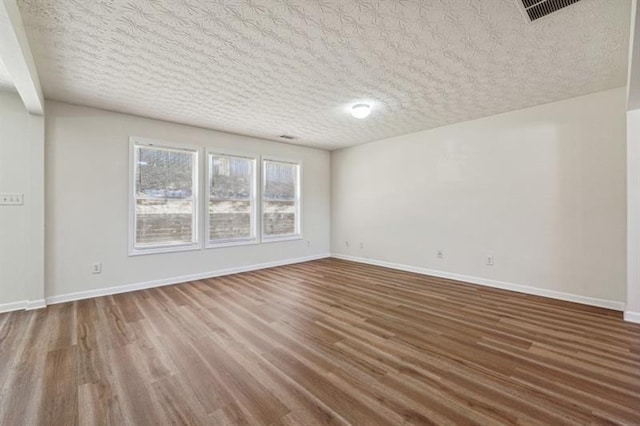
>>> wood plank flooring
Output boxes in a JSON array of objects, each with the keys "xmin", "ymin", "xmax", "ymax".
[{"xmin": 1, "ymin": 258, "xmax": 639, "ymax": 425}]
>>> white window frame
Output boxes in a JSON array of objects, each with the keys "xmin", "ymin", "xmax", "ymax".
[
  {"xmin": 261, "ymin": 157, "xmax": 302, "ymax": 243},
  {"xmin": 128, "ymin": 137, "xmax": 201, "ymax": 256},
  {"xmin": 206, "ymin": 150, "xmax": 258, "ymax": 248}
]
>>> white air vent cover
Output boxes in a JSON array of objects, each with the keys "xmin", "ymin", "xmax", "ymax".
[{"xmin": 520, "ymin": 0, "xmax": 583, "ymax": 21}]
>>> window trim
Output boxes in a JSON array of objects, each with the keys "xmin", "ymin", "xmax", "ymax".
[
  {"xmin": 128, "ymin": 137, "xmax": 201, "ymax": 256},
  {"xmin": 205, "ymin": 150, "xmax": 259, "ymax": 249},
  {"xmin": 261, "ymin": 157, "xmax": 303, "ymax": 243}
]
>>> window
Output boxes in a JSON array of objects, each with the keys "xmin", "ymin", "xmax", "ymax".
[
  {"xmin": 207, "ymin": 153, "xmax": 257, "ymax": 246},
  {"xmin": 130, "ymin": 140, "xmax": 199, "ymax": 255},
  {"xmin": 262, "ymin": 159, "xmax": 301, "ymax": 240}
]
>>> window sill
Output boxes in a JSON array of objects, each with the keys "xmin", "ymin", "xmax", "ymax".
[
  {"xmin": 129, "ymin": 243, "xmax": 201, "ymax": 257},
  {"xmin": 206, "ymin": 239, "xmax": 259, "ymax": 249},
  {"xmin": 261, "ymin": 234, "xmax": 303, "ymax": 244}
]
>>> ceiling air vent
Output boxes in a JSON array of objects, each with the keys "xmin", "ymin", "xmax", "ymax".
[
  {"xmin": 279, "ymin": 135, "xmax": 295, "ymax": 140},
  {"xmin": 520, "ymin": 0, "xmax": 582, "ymax": 21}
]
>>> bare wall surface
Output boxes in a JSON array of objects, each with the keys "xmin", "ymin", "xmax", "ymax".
[
  {"xmin": 0, "ymin": 91, "xmax": 44, "ymax": 308},
  {"xmin": 332, "ymin": 88, "xmax": 627, "ymax": 305},
  {"xmin": 45, "ymin": 101, "xmax": 330, "ymax": 299},
  {"xmin": 627, "ymin": 108, "xmax": 640, "ymax": 318}
]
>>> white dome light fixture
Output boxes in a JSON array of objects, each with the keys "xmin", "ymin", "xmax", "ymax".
[{"xmin": 351, "ymin": 103, "xmax": 371, "ymax": 119}]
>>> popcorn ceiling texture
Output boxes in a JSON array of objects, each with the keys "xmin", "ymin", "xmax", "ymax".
[{"xmin": 17, "ymin": 0, "xmax": 631, "ymax": 149}]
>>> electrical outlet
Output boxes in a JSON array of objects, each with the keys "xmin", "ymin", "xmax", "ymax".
[
  {"xmin": 91, "ymin": 262, "xmax": 102, "ymax": 274},
  {"xmin": 436, "ymin": 250, "xmax": 444, "ymax": 259},
  {"xmin": 307, "ymin": 240, "xmax": 311, "ymax": 247},
  {"xmin": 345, "ymin": 241, "xmax": 350, "ymax": 247},
  {"xmin": 0, "ymin": 193, "xmax": 23, "ymax": 205},
  {"xmin": 359, "ymin": 242, "xmax": 364, "ymax": 249},
  {"xmin": 486, "ymin": 256, "xmax": 494, "ymax": 266}
]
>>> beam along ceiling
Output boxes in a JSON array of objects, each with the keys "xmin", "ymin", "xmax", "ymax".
[
  {"xmin": 0, "ymin": 57, "xmax": 14, "ymax": 92},
  {"xmin": 16, "ymin": 0, "xmax": 631, "ymax": 149}
]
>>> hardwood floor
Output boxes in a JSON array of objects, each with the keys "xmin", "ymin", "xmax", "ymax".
[{"xmin": 0, "ymin": 258, "xmax": 639, "ymax": 425}]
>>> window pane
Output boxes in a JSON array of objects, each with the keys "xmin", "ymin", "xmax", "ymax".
[
  {"xmin": 136, "ymin": 199, "xmax": 193, "ymax": 246},
  {"xmin": 136, "ymin": 146, "xmax": 193, "ymax": 198},
  {"xmin": 263, "ymin": 200, "xmax": 296, "ymax": 236},
  {"xmin": 210, "ymin": 200, "xmax": 252, "ymax": 240},
  {"xmin": 264, "ymin": 161, "xmax": 297, "ymax": 200},
  {"xmin": 210, "ymin": 155, "xmax": 252, "ymax": 199}
]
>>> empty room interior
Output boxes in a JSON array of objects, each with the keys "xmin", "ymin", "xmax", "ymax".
[{"xmin": 1, "ymin": 0, "xmax": 640, "ymax": 424}]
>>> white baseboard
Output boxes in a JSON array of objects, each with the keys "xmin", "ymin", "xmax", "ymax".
[
  {"xmin": 46, "ymin": 253, "xmax": 331, "ymax": 306},
  {"xmin": 0, "ymin": 299, "xmax": 47, "ymax": 314},
  {"xmin": 26, "ymin": 299, "xmax": 47, "ymax": 310},
  {"xmin": 0, "ymin": 300, "xmax": 27, "ymax": 314},
  {"xmin": 5, "ymin": 253, "xmax": 630, "ymax": 320},
  {"xmin": 331, "ymin": 253, "xmax": 626, "ymax": 312},
  {"xmin": 624, "ymin": 311, "xmax": 640, "ymax": 323}
]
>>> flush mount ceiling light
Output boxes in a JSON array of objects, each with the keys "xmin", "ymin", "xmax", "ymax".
[{"xmin": 351, "ymin": 104, "xmax": 371, "ymax": 119}]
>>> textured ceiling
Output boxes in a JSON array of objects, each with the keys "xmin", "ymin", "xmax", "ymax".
[
  {"xmin": 17, "ymin": 0, "xmax": 631, "ymax": 150},
  {"xmin": 0, "ymin": 57, "xmax": 15, "ymax": 92}
]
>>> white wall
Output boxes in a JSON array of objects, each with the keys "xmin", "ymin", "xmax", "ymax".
[
  {"xmin": 625, "ymin": 0, "xmax": 640, "ymax": 322},
  {"xmin": 0, "ymin": 90, "xmax": 44, "ymax": 311},
  {"xmin": 332, "ymin": 87, "xmax": 627, "ymax": 308},
  {"xmin": 627, "ymin": 108, "xmax": 640, "ymax": 321},
  {"xmin": 45, "ymin": 101, "xmax": 330, "ymax": 300}
]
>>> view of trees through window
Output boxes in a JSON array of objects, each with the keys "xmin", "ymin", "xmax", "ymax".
[
  {"xmin": 134, "ymin": 145, "xmax": 196, "ymax": 247},
  {"xmin": 263, "ymin": 160, "xmax": 298, "ymax": 237},
  {"xmin": 209, "ymin": 155, "xmax": 254, "ymax": 242},
  {"xmin": 131, "ymin": 142, "xmax": 301, "ymax": 252}
]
